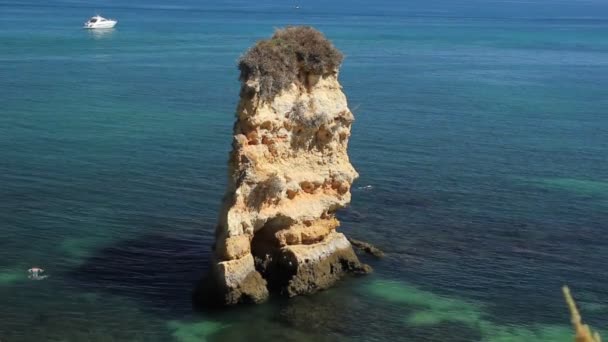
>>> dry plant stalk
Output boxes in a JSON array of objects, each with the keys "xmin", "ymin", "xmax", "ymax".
[{"xmin": 563, "ymin": 286, "xmax": 602, "ymax": 342}]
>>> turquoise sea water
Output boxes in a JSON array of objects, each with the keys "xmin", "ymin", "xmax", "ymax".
[{"xmin": 1, "ymin": 0, "xmax": 608, "ymax": 340}]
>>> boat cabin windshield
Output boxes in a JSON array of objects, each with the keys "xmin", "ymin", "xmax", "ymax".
[{"xmin": 90, "ymin": 18, "xmax": 98, "ymax": 23}]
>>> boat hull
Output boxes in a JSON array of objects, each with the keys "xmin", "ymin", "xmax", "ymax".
[{"xmin": 84, "ymin": 21, "xmax": 117, "ymax": 29}]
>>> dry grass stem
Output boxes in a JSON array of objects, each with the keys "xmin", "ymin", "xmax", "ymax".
[{"xmin": 563, "ymin": 286, "xmax": 602, "ymax": 342}]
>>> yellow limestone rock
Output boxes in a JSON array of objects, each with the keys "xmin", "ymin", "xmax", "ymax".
[{"xmin": 199, "ymin": 26, "xmax": 370, "ymax": 306}]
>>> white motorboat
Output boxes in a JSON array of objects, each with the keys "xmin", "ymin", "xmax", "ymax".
[{"xmin": 83, "ymin": 15, "xmax": 117, "ymax": 29}]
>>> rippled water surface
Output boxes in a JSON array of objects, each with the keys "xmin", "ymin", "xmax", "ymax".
[{"xmin": 1, "ymin": 0, "xmax": 608, "ymax": 341}]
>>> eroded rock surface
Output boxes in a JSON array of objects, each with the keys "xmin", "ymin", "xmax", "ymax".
[{"xmin": 202, "ymin": 26, "xmax": 369, "ymax": 305}]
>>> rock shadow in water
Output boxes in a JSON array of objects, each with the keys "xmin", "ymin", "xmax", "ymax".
[{"xmin": 68, "ymin": 232, "xmax": 212, "ymax": 315}]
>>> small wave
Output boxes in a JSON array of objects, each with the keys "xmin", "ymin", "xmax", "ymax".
[{"xmin": 355, "ymin": 185, "xmax": 374, "ymax": 191}]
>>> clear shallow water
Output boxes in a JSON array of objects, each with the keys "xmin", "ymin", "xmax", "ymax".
[{"xmin": 1, "ymin": 0, "xmax": 608, "ymax": 341}]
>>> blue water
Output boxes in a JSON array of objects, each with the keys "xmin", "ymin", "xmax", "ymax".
[{"xmin": 1, "ymin": 0, "xmax": 608, "ymax": 340}]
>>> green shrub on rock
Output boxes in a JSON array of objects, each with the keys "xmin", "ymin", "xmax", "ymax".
[{"xmin": 238, "ymin": 26, "xmax": 344, "ymax": 101}]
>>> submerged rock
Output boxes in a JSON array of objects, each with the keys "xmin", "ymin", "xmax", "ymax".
[
  {"xmin": 348, "ymin": 238, "xmax": 385, "ymax": 258},
  {"xmin": 197, "ymin": 26, "xmax": 369, "ymax": 306}
]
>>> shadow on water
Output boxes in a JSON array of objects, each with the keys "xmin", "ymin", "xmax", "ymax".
[{"xmin": 68, "ymin": 231, "xmax": 212, "ymax": 316}]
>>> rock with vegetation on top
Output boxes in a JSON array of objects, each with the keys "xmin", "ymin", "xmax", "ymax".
[{"xmin": 197, "ymin": 26, "xmax": 370, "ymax": 306}]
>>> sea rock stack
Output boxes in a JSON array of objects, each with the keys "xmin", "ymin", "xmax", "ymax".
[{"xmin": 205, "ymin": 26, "xmax": 369, "ymax": 305}]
